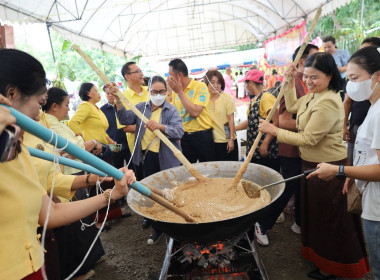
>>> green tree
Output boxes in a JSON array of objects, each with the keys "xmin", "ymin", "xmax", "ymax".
[
  {"xmin": 308, "ymin": 0, "xmax": 380, "ymax": 53},
  {"xmin": 14, "ymin": 28, "xmax": 126, "ymax": 92}
]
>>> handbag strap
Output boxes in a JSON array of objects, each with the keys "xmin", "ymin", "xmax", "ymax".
[
  {"xmin": 362, "ymin": 181, "xmax": 370, "ymax": 192},
  {"xmin": 142, "ymin": 137, "xmax": 159, "ymax": 162}
]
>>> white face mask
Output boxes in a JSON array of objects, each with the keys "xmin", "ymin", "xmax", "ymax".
[
  {"xmin": 346, "ymin": 73, "xmax": 378, "ymax": 101},
  {"xmin": 150, "ymin": 94, "xmax": 166, "ymax": 106}
]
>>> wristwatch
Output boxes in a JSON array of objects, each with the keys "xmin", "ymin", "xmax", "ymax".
[{"xmin": 336, "ymin": 165, "xmax": 346, "ymax": 178}]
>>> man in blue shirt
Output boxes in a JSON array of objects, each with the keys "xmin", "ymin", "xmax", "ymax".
[{"xmin": 323, "ymin": 35, "xmax": 350, "ymax": 100}]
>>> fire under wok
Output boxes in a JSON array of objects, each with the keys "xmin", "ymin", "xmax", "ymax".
[{"xmin": 127, "ymin": 161, "xmax": 285, "ymax": 243}]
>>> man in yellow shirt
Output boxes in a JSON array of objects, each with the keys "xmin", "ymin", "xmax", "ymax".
[
  {"xmin": 120, "ymin": 61, "xmax": 149, "ymax": 180},
  {"xmin": 167, "ymin": 59, "xmax": 215, "ymax": 163}
]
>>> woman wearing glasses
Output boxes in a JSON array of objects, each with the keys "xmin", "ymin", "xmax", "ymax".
[{"xmin": 114, "ymin": 76, "xmax": 184, "ymax": 245}]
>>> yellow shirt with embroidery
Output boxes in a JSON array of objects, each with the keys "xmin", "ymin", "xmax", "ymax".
[
  {"xmin": 208, "ymin": 92, "xmax": 236, "ymax": 143},
  {"xmin": 141, "ymin": 108, "xmax": 162, "ymax": 153},
  {"xmin": 246, "ymin": 92, "xmax": 276, "ymax": 119},
  {"xmin": 69, "ymin": 101, "xmax": 110, "ymax": 144},
  {"xmin": 0, "ymin": 144, "xmax": 46, "ymax": 280},
  {"xmin": 172, "ymin": 79, "xmax": 213, "ymax": 132},
  {"xmin": 24, "ymin": 112, "xmax": 76, "ymax": 202},
  {"xmin": 121, "ymin": 86, "xmax": 150, "ymax": 153},
  {"xmin": 46, "ymin": 113, "xmax": 85, "ymax": 175}
]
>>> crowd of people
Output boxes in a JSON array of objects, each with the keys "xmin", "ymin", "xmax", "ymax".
[{"xmin": 1, "ymin": 34, "xmax": 380, "ymax": 280}]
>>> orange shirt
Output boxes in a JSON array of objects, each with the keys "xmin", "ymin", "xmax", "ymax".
[{"xmin": 266, "ymin": 76, "xmax": 276, "ymax": 90}]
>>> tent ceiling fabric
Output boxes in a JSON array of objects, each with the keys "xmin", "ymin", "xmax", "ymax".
[{"xmin": 0, "ymin": 0, "xmax": 351, "ymax": 58}]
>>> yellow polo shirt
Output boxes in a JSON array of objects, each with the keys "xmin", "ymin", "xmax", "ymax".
[
  {"xmin": 121, "ymin": 86, "xmax": 149, "ymax": 153},
  {"xmin": 246, "ymin": 92, "xmax": 276, "ymax": 119},
  {"xmin": 141, "ymin": 108, "xmax": 162, "ymax": 153},
  {"xmin": 0, "ymin": 144, "xmax": 46, "ymax": 280},
  {"xmin": 208, "ymin": 92, "xmax": 236, "ymax": 143},
  {"xmin": 69, "ymin": 101, "xmax": 110, "ymax": 144},
  {"xmin": 172, "ymin": 79, "xmax": 212, "ymax": 132}
]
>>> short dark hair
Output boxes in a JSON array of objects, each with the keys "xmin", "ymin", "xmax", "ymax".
[
  {"xmin": 149, "ymin": 76, "xmax": 167, "ymax": 89},
  {"xmin": 322, "ymin": 36, "xmax": 336, "ymax": 45},
  {"xmin": 42, "ymin": 87, "xmax": 68, "ymax": 111},
  {"xmin": 292, "ymin": 44, "xmax": 319, "ymax": 61},
  {"xmin": 304, "ymin": 52, "xmax": 343, "ymax": 92},
  {"xmin": 362, "ymin": 37, "xmax": 380, "ymax": 48},
  {"xmin": 121, "ymin": 61, "xmax": 136, "ymax": 79},
  {"xmin": 0, "ymin": 49, "xmax": 46, "ymax": 99},
  {"xmin": 78, "ymin": 82, "xmax": 94, "ymax": 101},
  {"xmin": 168, "ymin": 59, "xmax": 188, "ymax": 77},
  {"xmin": 204, "ymin": 70, "xmax": 225, "ymax": 91},
  {"xmin": 349, "ymin": 46, "xmax": 380, "ymax": 75}
]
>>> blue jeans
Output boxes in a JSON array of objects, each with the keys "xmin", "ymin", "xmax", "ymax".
[{"xmin": 363, "ymin": 219, "xmax": 380, "ymax": 280}]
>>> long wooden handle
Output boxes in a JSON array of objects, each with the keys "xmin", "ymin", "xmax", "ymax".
[
  {"xmin": 150, "ymin": 192, "xmax": 195, "ymax": 222},
  {"xmin": 232, "ymin": 7, "xmax": 322, "ymax": 188},
  {"xmin": 71, "ymin": 45, "xmax": 204, "ymax": 182}
]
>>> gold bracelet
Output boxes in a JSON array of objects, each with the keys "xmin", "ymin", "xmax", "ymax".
[{"xmin": 104, "ymin": 189, "xmax": 116, "ymax": 204}]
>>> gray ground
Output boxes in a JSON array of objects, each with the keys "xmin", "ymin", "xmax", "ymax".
[{"xmin": 93, "ymin": 210, "xmax": 374, "ymax": 280}]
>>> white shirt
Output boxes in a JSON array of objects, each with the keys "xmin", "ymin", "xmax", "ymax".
[{"xmin": 354, "ymin": 99, "xmax": 380, "ymax": 221}]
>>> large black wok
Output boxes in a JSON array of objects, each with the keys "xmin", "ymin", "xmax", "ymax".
[{"xmin": 127, "ymin": 161, "xmax": 285, "ymax": 243}]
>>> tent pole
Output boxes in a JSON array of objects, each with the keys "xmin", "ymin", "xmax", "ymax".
[
  {"xmin": 46, "ymin": 22, "xmax": 56, "ymax": 63},
  {"xmin": 360, "ymin": 0, "xmax": 364, "ymax": 28}
]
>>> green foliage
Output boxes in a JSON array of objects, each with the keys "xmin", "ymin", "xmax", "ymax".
[
  {"xmin": 308, "ymin": 0, "xmax": 380, "ymax": 54},
  {"xmin": 14, "ymin": 28, "xmax": 126, "ymax": 93},
  {"xmin": 236, "ymin": 43, "xmax": 257, "ymax": 51}
]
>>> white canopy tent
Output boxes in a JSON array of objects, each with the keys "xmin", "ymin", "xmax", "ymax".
[{"xmin": 0, "ymin": 0, "xmax": 352, "ymax": 58}]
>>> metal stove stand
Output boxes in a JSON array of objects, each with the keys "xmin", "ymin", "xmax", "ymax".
[{"xmin": 159, "ymin": 233, "xmax": 269, "ymax": 280}]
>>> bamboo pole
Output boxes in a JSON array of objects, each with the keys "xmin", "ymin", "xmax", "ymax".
[
  {"xmin": 232, "ymin": 7, "xmax": 322, "ymax": 188},
  {"xmin": 71, "ymin": 45, "xmax": 205, "ymax": 182}
]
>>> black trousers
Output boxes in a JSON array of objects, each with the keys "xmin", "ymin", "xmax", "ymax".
[
  {"xmin": 141, "ymin": 151, "xmax": 161, "ymax": 233},
  {"xmin": 54, "ymin": 187, "xmax": 105, "ymax": 279},
  {"xmin": 181, "ymin": 129, "xmax": 215, "ymax": 163},
  {"xmin": 250, "ymin": 157, "xmax": 281, "ymax": 173},
  {"xmin": 142, "ymin": 150, "xmax": 160, "ymax": 178},
  {"xmin": 111, "ymin": 148, "xmax": 132, "ymax": 169},
  {"xmin": 214, "ymin": 139, "xmax": 239, "ymax": 161},
  {"xmin": 256, "ymin": 156, "xmax": 302, "ymax": 233}
]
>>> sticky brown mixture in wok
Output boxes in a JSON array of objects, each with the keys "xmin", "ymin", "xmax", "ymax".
[{"xmin": 137, "ymin": 178, "xmax": 271, "ymax": 223}]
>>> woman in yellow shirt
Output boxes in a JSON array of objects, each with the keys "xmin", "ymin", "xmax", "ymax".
[
  {"xmin": 204, "ymin": 70, "xmax": 238, "ymax": 161},
  {"xmin": 69, "ymin": 83, "xmax": 116, "ymax": 159},
  {"xmin": 0, "ymin": 49, "xmax": 135, "ymax": 280},
  {"xmin": 42, "ymin": 87, "xmax": 103, "ymax": 174},
  {"xmin": 259, "ymin": 53, "xmax": 369, "ymax": 279},
  {"xmin": 115, "ymin": 76, "xmax": 184, "ymax": 245}
]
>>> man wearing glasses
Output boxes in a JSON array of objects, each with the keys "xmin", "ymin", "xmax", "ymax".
[
  {"xmin": 167, "ymin": 58, "xmax": 215, "ymax": 163},
  {"xmin": 120, "ymin": 61, "xmax": 150, "ymax": 180}
]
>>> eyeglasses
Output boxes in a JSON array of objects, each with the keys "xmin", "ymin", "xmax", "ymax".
[
  {"xmin": 127, "ymin": 70, "xmax": 143, "ymax": 74},
  {"xmin": 150, "ymin": 90, "xmax": 167, "ymax": 95}
]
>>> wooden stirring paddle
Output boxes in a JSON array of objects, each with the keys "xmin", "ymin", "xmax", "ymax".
[{"xmin": 231, "ymin": 7, "xmax": 322, "ymax": 191}]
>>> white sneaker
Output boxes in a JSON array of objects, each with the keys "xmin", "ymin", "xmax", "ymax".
[
  {"xmin": 255, "ymin": 222, "xmax": 269, "ymax": 246},
  {"xmin": 291, "ymin": 222, "xmax": 301, "ymax": 234},
  {"xmin": 275, "ymin": 212, "xmax": 285, "ymax": 224}
]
